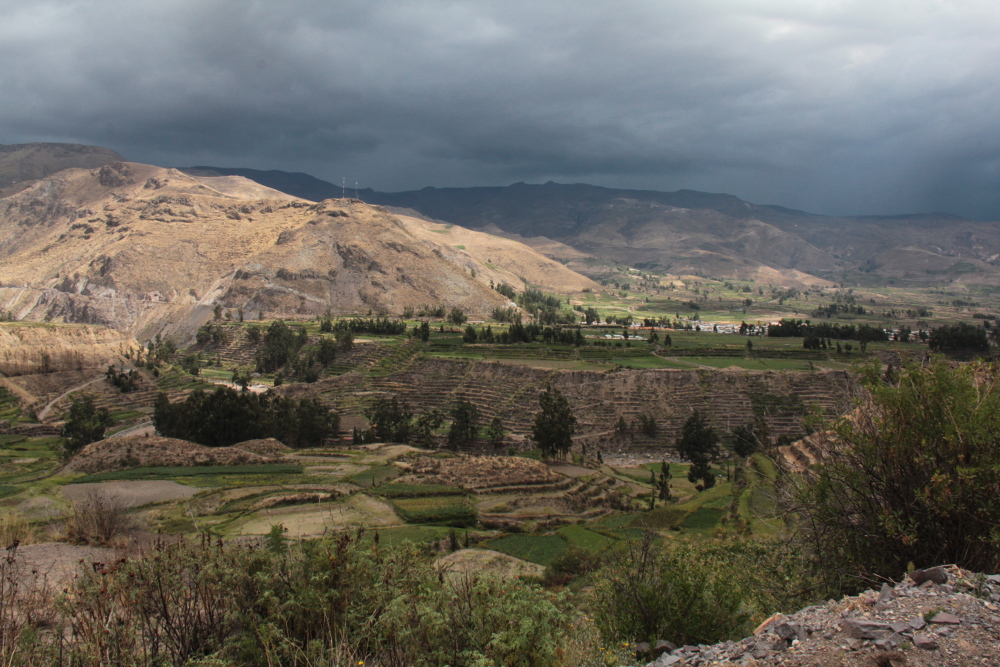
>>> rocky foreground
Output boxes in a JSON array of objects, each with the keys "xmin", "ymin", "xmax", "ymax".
[{"xmin": 631, "ymin": 566, "xmax": 1000, "ymax": 666}]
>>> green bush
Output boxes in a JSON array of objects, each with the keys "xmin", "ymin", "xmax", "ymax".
[
  {"xmin": 794, "ymin": 358, "xmax": 1000, "ymax": 588},
  {"xmin": 7, "ymin": 534, "xmax": 579, "ymax": 666},
  {"xmin": 593, "ymin": 536, "xmax": 758, "ymax": 646}
]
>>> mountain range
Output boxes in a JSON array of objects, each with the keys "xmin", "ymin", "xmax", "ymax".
[
  {"xmin": 3, "ymin": 141, "xmax": 1000, "ymax": 341},
  {"xmin": 183, "ymin": 165, "xmax": 1000, "ymax": 288}
]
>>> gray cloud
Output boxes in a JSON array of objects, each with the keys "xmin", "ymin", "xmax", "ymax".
[{"xmin": 3, "ymin": 0, "xmax": 1000, "ymax": 218}]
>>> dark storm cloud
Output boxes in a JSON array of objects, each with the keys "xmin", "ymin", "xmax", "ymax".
[{"xmin": 3, "ymin": 0, "xmax": 1000, "ymax": 218}]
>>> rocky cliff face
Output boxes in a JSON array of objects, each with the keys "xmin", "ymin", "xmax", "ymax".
[{"xmin": 0, "ymin": 322, "xmax": 137, "ymax": 376}]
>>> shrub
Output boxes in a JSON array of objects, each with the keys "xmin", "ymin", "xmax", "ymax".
[
  {"xmin": 593, "ymin": 535, "xmax": 755, "ymax": 646},
  {"xmin": 66, "ymin": 490, "xmax": 136, "ymax": 546},
  {"xmin": 793, "ymin": 358, "xmax": 1000, "ymax": 590},
  {"xmin": 0, "ymin": 512, "xmax": 34, "ymax": 548},
  {"xmin": 7, "ymin": 533, "xmax": 580, "ymax": 666}
]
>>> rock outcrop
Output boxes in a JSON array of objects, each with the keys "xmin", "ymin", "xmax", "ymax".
[{"xmin": 633, "ymin": 565, "xmax": 1000, "ymax": 666}]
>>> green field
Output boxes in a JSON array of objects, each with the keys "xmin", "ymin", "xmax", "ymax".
[
  {"xmin": 373, "ymin": 482, "xmax": 466, "ymax": 498},
  {"xmin": 484, "ymin": 533, "xmax": 569, "ymax": 566},
  {"xmin": 391, "ymin": 496, "xmax": 477, "ymax": 526},
  {"xmin": 348, "ymin": 465, "xmax": 401, "ymax": 487},
  {"xmin": 556, "ymin": 524, "xmax": 617, "ymax": 552}
]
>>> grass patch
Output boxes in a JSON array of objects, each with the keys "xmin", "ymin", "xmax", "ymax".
[
  {"xmin": 484, "ymin": 533, "xmax": 569, "ymax": 566},
  {"xmin": 0, "ymin": 485, "xmax": 21, "ymax": 499},
  {"xmin": 72, "ymin": 463, "xmax": 303, "ymax": 483},
  {"xmin": 373, "ymin": 482, "xmax": 465, "ymax": 498},
  {"xmin": 347, "ymin": 465, "xmax": 401, "ymax": 487},
  {"xmin": 556, "ymin": 524, "xmax": 616, "ymax": 552},
  {"xmin": 679, "ymin": 507, "xmax": 725, "ymax": 533},
  {"xmin": 629, "ymin": 506, "xmax": 688, "ymax": 530},
  {"xmin": 361, "ymin": 525, "xmax": 455, "ymax": 546},
  {"xmin": 391, "ymin": 496, "xmax": 476, "ymax": 526}
]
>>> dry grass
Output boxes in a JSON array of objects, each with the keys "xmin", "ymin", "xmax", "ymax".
[
  {"xmin": 0, "ymin": 513, "xmax": 35, "ymax": 549},
  {"xmin": 66, "ymin": 490, "xmax": 137, "ymax": 546},
  {"xmin": 406, "ymin": 455, "xmax": 561, "ymax": 490},
  {"xmin": 64, "ymin": 435, "xmax": 286, "ymax": 474}
]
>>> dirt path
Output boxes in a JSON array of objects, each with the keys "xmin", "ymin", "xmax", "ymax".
[
  {"xmin": 109, "ymin": 421, "xmax": 155, "ymax": 438},
  {"xmin": 37, "ymin": 375, "xmax": 105, "ymax": 421}
]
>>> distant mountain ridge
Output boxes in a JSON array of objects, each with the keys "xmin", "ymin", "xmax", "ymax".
[{"xmin": 178, "ymin": 166, "xmax": 1000, "ymax": 287}]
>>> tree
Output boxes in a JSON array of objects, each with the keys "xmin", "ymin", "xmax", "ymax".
[
  {"xmin": 335, "ymin": 327, "xmax": 354, "ymax": 351},
  {"xmin": 256, "ymin": 320, "xmax": 304, "ymax": 373},
  {"xmin": 794, "ymin": 358, "xmax": 1000, "ymax": 588},
  {"xmin": 614, "ymin": 415, "xmax": 631, "ymax": 442},
  {"xmin": 447, "ymin": 400, "xmax": 479, "ymax": 450},
  {"xmin": 637, "ymin": 413, "xmax": 657, "ymax": 438},
  {"xmin": 295, "ymin": 398, "xmax": 339, "ymax": 448},
  {"xmin": 245, "ymin": 325, "xmax": 262, "ymax": 344},
  {"xmin": 486, "ymin": 415, "xmax": 505, "ymax": 450},
  {"xmin": 62, "ymin": 396, "xmax": 113, "ymax": 454},
  {"xmin": 463, "ymin": 325, "xmax": 478, "ymax": 344},
  {"xmin": 363, "ymin": 396, "xmax": 412, "ymax": 443},
  {"xmin": 316, "ymin": 337, "xmax": 338, "ymax": 365},
  {"xmin": 731, "ymin": 422, "xmax": 763, "ymax": 458},
  {"xmin": 687, "ymin": 457, "xmax": 715, "ymax": 490},
  {"xmin": 412, "ymin": 409, "xmax": 445, "ymax": 447},
  {"xmin": 448, "ymin": 307, "xmax": 467, "ymax": 327},
  {"xmin": 231, "ymin": 369, "xmax": 252, "ymax": 390},
  {"xmin": 675, "ymin": 410, "xmax": 718, "ymax": 462},
  {"xmin": 656, "ymin": 461, "xmax": 672, "ymax": 501},
  {"xmin": 532, "ymin": 385, "xmax": 576, "ymax": 458}
]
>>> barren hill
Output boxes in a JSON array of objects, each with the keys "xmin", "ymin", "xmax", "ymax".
[
  {"xmin": 0, "ymin": 161, "xmax": 596, "ymax": 339},
  {"xmin": 0, "ymin": 143, "xmax": 124, "ymax": 197}
]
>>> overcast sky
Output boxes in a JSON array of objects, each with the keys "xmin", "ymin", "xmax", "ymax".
[{"xmin": 3, "ymin": 1, "xmax": 1000, "ymax": 218}]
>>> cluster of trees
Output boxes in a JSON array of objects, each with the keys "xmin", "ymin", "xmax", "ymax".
[
  {"xmin": 811, "ymin": 303, "xmax": 868, "ymax": 318},
  {"xmin": 517, "ymin": 288, "xmax": 575, "ymax": 325},
  {"xmin": 123, "ymin": 334, "xmax": 176, "ymax": 371},
  {"xmin": 195, "ymin": 323, "xmax": 228, "ymax": 346},
  {"xmin": 768, "ymin": 318, "xmax": 889, "ymax": 342},
  {"xmin": 802, "ymin": 335, "xmax": 855, "ymax": 352},
  {"xmin": 247, "ymin": 320, "xmax": 353, "ymax": 380},
  {"xmin": 320, "ymin": 317, "xmax": 406, "ymax": 336},
  {"xmin": 153, "ymin": 387, "xmax": 338, "ymax": 448},
  {"xmin": 928, "ymin": 322, "xmax": 989, "ymax": 352},
  {"xmin": 493, "ymin": 281, "xmax": 516, "ymax": 299},
  {"xmin": 255, "ymin": 320, "xmax": 309, "ymax": 373},
  {"xmin": 105, "ymin": 365, "xmax": 140, "ymax": 393},
  {"xmin": 359, "ymin": 396, "xmax": 506, "ymax": 450}
]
